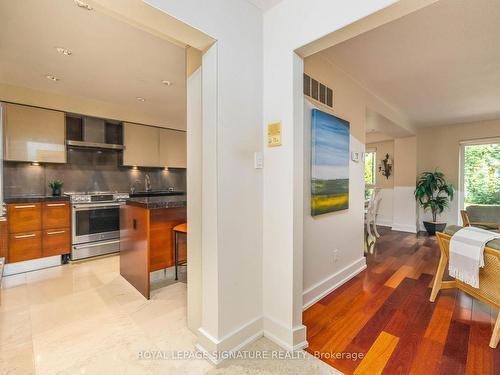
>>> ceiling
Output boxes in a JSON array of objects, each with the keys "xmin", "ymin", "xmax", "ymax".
[
  {"xmin": 366, "ymin": 109, "xmax": 413, "ymax": 142},
  {"xmin": 321, "ymin": 0, "xmax": 500, "ymax": 127},
  {"xmin": 246, "ymin": 0, "xmax": 283, "ymax": 11},
  {"xmin": 0, "ymin": 0, "xmax": 186, "ymax": 129}
]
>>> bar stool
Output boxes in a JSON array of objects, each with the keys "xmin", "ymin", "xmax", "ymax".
[{"xmin": 173, "ymin": 223, "xmax": 187, "ymax": 280}]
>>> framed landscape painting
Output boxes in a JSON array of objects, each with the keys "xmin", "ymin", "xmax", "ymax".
[{"xmin": 311, "ymin": 108, "xmax": 350, "ymax": 216}]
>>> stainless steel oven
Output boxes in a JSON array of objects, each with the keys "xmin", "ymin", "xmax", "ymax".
[
  {"xmin": 67, "ymin": 192, "xmax": 128, "ymax": 260},
  {"xmin": 72, "ymin": 202, "xmax": 121, "ymax": 244}
]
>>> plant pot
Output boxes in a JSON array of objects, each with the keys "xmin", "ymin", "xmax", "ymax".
[
  {"xmin": 423, "ymin": 221, "xmax": 446, "ymax": 235},
  {"xmin": 52, "ymin": 188, "xmax": 61, "ymax": 196}
]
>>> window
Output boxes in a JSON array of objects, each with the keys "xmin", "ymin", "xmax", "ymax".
[
  {"xmin": 462, "ymin": 142, "xmax": 500, "ymax": 207},
  {"xmin": 364, "ymin": 150, "xmax": 376, "ymax": 187}
]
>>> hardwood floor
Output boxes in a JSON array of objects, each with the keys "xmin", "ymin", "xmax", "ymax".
[{"xmin": 303, "ymin": 227, "xmax": 500, "ymax": 375}]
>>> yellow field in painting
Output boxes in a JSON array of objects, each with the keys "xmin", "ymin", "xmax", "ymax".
[{"xmin": 312, "ymin": 193, "xmax": 349, "ymax": 215}]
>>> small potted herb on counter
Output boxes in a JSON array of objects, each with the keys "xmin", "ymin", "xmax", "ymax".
[{"xmin": 49, "ymin": 179, "xmax": 64, "ymax": 196}]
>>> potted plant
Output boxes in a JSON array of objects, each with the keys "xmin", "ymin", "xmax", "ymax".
[
  {"xmin": 414, "ymin": 171, "xmax": 454, "ymax": 235},
  {"xmin": 48, "ymin": 179, "xmax": 64, "ymax": 196}
]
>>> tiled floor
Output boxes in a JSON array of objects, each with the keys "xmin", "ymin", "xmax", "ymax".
[{"xmin": 0, "ymin": 255, "xmax": 339, "ymax": 375}]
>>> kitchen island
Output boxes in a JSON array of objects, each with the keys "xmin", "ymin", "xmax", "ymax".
[{"xmin": 120, "ymin": 195, "xmax": 187, "ymax": 299}]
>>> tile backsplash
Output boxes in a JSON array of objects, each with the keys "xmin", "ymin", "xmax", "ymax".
[{"xmin": 3, "ymin": 149, "xmax": 186, "ymax": 197}]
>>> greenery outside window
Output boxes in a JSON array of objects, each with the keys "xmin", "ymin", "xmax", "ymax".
[
  {"xmin": 463, "ymin": 142, "xmax": 500, "ymax": 206},
  {"xmin": 365, "ymin": 150, "xmax": 376, "ymax": 187}
]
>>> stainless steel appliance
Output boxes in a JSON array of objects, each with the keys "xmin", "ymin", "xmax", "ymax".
[
  {"xmin": 66, "ymin": 116, "xmax": 124, "ymax": 150},
  {"xmin": 67, "ymin": 191, "xmax": 129, "ymax": 260}
]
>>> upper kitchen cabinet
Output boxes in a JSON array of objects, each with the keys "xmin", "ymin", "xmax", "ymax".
[
  {"xmin": 159, "ymin": 129, "xmax": 186, "ymax": 168},
  {"xmin": 4, "ymin": 103, "xmax": 66, "ymax": 163},
  {"xmin": 123, "ymin": 122, "xmax": 160, "ymax": 167}
]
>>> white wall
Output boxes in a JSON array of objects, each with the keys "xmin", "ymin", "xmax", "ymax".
[
  {"xmin": 302, "ymin": 99, "xmax": 366, "ymax": 309},
  {"xmin": 147, "ymin": 0, "xmax": 430, "ymax": 356},
  {"xmin": 262, "ymin": 0, "xmax": 413, "ymax": 350},
  {"xmin": 186, "ymin": 67, "xmax": 202, "ymax": 332},
  {"xmin": 366, "ymin": 140, "xmax": 395, "ymax": 226},
  {"xmin": 392, "ymin": 136, "xmax": 417, "ymax": 233},
  {"xmin": 417, "ymin": 117, "xmax": 500, "ymax": 228},
  {"xmin": 145, "ymin": 0, "xmax": 264, "ymax": 356}
]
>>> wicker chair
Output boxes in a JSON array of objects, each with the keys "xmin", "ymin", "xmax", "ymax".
[{"xmin": 431, "ymin": 225, "xmax": 500, "ymax": 348}]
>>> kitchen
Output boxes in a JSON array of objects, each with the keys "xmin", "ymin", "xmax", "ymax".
[{"xmin": 0, "ymin": 0, "xmax": 198, "ymax": 295}]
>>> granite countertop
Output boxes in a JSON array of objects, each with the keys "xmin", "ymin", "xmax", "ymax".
[
  {"xmin": 4, "ymin": 195, "xmax": 70, "ymax": 204},
  {"xmin": 126, "ymin": 195, "xmax": 187, "ymax": 209}
]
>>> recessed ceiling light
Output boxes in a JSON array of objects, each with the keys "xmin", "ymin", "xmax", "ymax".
[
  {"xmin": 136, "ymin": 97, "xmax": 146, "ymax": 102},
  {"xmin": 55, "ymin": 47, "xmax": 72, "ymax": 56},
  {"xmin": 161, "ymin": 80, "xmax": 172, "ymax": 86},
  {"xmin": 46, "ymin": 75, "xmax": 59, "ymax": 82},
  {"xmin": 74, "ymin": 0, "xmax": 93, "ymax": 10}
]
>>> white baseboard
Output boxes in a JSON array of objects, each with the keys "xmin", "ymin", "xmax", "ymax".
[
  {"xmin": 375, "ymin": 218, "xmax": 393, "ymax": 227},
  {"xmin": 263, "ymin": 315, "xmax": 307, "ymax": 351},
  {"xmin": 302, "ymin": 257, "xmax": 366, "ymax": 310},
  {"xmin": 3, "ymin": 255, "xmax": 61, "ymax": 276},
  {"xmin": 391, "ymin": 223, "xmax": 417, "ymax": 233},
  {"xmin": 196, "ymin": 316, "xmax": 263, "ymax": 365}
]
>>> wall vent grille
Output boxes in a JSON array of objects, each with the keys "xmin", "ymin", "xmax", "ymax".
[{"xmin": 303, "ymin": 73, "xmax": 333, "ymax": 108}]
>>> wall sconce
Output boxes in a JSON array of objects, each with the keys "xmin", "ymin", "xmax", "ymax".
[{"xmin": 378, "ymin": 153, "xmax": 392, "ymax": 179}]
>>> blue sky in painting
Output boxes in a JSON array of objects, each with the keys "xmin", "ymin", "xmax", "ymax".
[{"xmin": 312, "ymin": 109, "xmax": 350, "ymax": 180}]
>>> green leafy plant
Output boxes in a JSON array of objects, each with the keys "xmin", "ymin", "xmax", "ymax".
[
  {"xmin": 48, "ymin": 179, "xmax": 64, "ymax": 191},
  {"xmin": 414, "ymin": 171, "xmax": 454, "ymax": 222}
]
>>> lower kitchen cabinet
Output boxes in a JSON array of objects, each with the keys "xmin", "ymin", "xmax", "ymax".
[
  {"xmin": 7, "ymin": 203, "xmax": 42, "ymax": 233},
  {"xmin": 8, "ymin": 231, "xmax": 42, "ymax": 263},
  {"xmin": 42, "ymin": 201, "xmax": 70, "ymax": 229},
  {"xmin": 6, "ymin": 200, "xmax": 71, "ymax": 263},
  {"xmin": 42, "ymin": 228, "xmax": 71, "ymax": 257},
  {"xmin": 0, "ymin": 219, "xmax": 8, "ymax": 262}
]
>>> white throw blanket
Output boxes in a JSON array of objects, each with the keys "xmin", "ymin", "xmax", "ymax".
[{"xmin": 449, "ymin": 226, "xmax": 500, "ymax": 288}]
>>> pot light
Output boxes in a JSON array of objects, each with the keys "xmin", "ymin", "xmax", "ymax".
[
  {"xmin": 132, "ymin": 166, "xmax": 138, "ymax": 170},
  {"xmin": 161, "ymin": 80, "xmax": 172, "ymax": 86},
  {"xmin": 74, "ymin": 0, "xmax": 93, "ymax": 10},
  {"xmin": 164, "ymin": 167, "xmax": 169, "ymax": 171},
  {"xmin": 31, "ymin": 162, "xmax": 40, "ymax": 166},
  {"xmin": 46, "ymin": 75, "xmax": 59, "ymax": 82},
  {"xmin": 136, "ymin": 97, "xmax": 146, "ymax": 102},
  {"xmin": 55, "ymin": 47, "xmax": 72, "ymax": 56}
]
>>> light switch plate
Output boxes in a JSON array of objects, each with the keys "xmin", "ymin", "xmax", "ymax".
[
  {"xmin": 351, "ymin": 151, "xmax": 360, "ymax": 162},
  {"xmin": 254, "ymin": 152, "xmax": 263, "ymax": 169}
]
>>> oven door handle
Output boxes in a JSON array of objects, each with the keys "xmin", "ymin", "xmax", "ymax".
[
  {"xmin": 73, "ymin": 203, "xmax": 123, "ymax": 210},
  {"xmin": 72, "ymin": 239, "xmax": 120, "ymax": 250}
]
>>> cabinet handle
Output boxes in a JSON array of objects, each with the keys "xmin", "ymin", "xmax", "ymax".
[
  {"xmin": 14, "ymin": 233, "xmax": 36, "ymax": 239},
  {"xmin": 47, "ymin": 231, "xmax": 65, "ymax": 235},
  {"xmin": 14, "ymin": 205, "xmax": 36, "ymax": 209},
  {"xmin": 47, "ymin": 203, "xmax": 66, "ymax": 207}
]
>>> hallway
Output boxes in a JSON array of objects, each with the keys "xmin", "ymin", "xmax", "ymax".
[{"xmin": 304, "ymin": 228, "xmax": 500, "ymax": 374}]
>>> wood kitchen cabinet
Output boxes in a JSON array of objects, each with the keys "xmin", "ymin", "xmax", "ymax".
[
  {"xmin": 42, "ymin": 228, "xmax": 70, "ymax": 257},
  {"xmin": 7, "ymin": 200, "xmax": 70, "ymax": 263},
  {"xmin": 4, "ymin": 103, "xmax": 66, "ymax": 163},
  {"xmin": 0, "ymin": 219, "xmax": 8, "ymax": 262},
  {"xmin": 42, "ymin": 201, "xmax": 70, "ymax": 229},
  {"xmin": 159, "ymin": 129, "xmax": 186, "ymax": 168},
  {"xmin": 123, "ymin": 122, "xmax": 160, "ymax": 167},
  {"xmin": 7, "ymin": 203, "xmax": 42, "ymax": 233},
  {"xmin": 8, "ymin": 231, "xmax": 42, "ymax": 263}
]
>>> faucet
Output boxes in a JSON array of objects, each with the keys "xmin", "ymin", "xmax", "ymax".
[
  {"xmin": 130, "ymin": 179, "xmax": 140, "ymax": 194},
  {"xmin": 145, "ymin": 174, "xmax": 152, "ymax": 192}
]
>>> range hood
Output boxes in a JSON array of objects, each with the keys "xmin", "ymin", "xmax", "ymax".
[{"xmin": 66, "ymin": 116, "xmax": 124, "ymax": 150}]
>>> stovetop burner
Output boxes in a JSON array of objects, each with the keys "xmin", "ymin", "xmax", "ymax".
[{"xmin": 64, "ymin": 191, "xmax": 129, "ymax": 203}]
